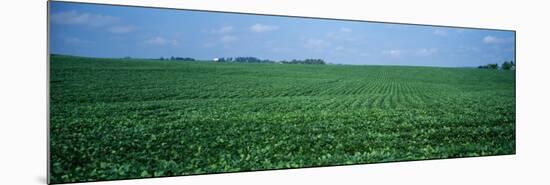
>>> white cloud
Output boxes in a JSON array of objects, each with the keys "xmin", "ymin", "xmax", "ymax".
[
  {"xmin": 202, "ymin": 42, "xmax": 215, "ymax": 48},
  {"xmin": 382, "ymin": 49, "xmax": 401, "ymax": 57},
  {"xmin": 359, "ymin": 52, "xmax": 371, "ymax": 57},
  {"xmin": 63, "ymin": 37, "xmax": 91, "ymax": 45},
  {"xmin": 331, "ymin": 46, "xmax": 359, "ymax": 55},
  {"xmin": 434, "ymin": 29, "xmax": 447, "ymax": 36},
  {"xmin": 108, "ymin": 25, "xmax": 135, "ymax": 34},
  {"xmin": 340, "ymin": 27, "xmax": 352, "ymax": 33},
  {"xmin": 327, "ymin": 28, "xmax": 359, "ymax": 42},
  {"xmin": 250, "ymin": 24, "xmax": 278, "ymax": 33},
  {"xmin": 304, "ymin": 39, "xmax": 331, "ymax": 50},
  {"xmin": 211, "ymin": 26, "xmax": 234, "ymax": 34},
  {"xmin": 483, "ymin": 35, "xmax": 507, "ymax": 44},
  {"xmin": 51, "ymin": 10, "xmax": 136, "ymax": 35},
  {"xmin": 271, "ymin": 47, "xmax": 291, "ymax": 53},
  {"xmin": 455, "ymin": 28, "xmax": 468, "ymax": 33},
  {"xmin": 145, "ymin": 36, "xmax": 179, "ymax": 46},
  {"xmin": 64, "ymin": 37, "xmax": 80, "ymax": 44},
  {"xmin": 416, "ymin": 48, "xmax": 438, "ymax": 56},
  {"xmin": 51, "ymin": 10, "xmax": 119, "ymax": 27},
  {"xmin": 459, "ymin": 46, "xmax": 480, "ymax": 52},
  {"xmin": 220, "ymin": 35, "xmax": 238, "ymax": 43}
]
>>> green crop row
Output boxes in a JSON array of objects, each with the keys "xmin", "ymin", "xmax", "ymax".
[{"xmin": 49, "ymin": 55, "xmax": 515, "ymax": 183}]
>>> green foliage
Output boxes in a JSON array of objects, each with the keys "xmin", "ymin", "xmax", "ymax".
[
  {"xmin": 478, "ymin": 61, "xmax": 515, "ymax": 70},
  {"xmin": 281, "ymin": 58, "xmax": 326, "ymax": 64},
  {"xmin": 49, "ymin": 55, "xmax": 515, "ymax": 184},
  {"xmin": 501, "ymin": 61, "xmax": 514, "ymax": 70},
  {"xmin": 487, "ymin": 63, "xmax": 499, "ymax": 69},
  {"xmin": 216, "ymin": 56, "xmax": 326, "ymax": 64},
  {"xmin": 165, "ymin": 56, "xmax": 195, "ymax": 61}
]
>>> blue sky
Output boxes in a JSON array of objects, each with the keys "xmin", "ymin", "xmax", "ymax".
[{"xmin": 50, "ymin": 2, "xmax": 515, "ymax": 67}]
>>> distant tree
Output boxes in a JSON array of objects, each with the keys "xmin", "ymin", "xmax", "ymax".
[
  {"xmin": 211, "ymin": 56, "xmax": 326, "ymax": 65},
  {"xmin": 304, "ymin": 59, "xmax": 326, "ymax": 64},
  {"xmin": 502, "ymin": 61, "xmax": 513, "ymax": 70},
  {"xmin": 487, "ymin": 63, "xmax": 499, "ymax": 69},
  {"xmin": 231, "ymin": 57, "xmax": 268, "ymax": 63},
  {"xmin": 174, "ymin": 57, "xmax": 195, "ymax": 61},
  {"xmin": 280, "ymin": 58, "xmax": 325, "ymax": 65}
]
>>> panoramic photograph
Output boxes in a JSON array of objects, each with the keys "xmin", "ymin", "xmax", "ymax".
[{"xmin": 49, "ymin": 1, "xmax": 515, "ymax": 184}]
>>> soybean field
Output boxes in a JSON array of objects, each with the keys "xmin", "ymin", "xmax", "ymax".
[{"xmin": 49, "ymin": 55, "xmax": 515, "ymax": 183}]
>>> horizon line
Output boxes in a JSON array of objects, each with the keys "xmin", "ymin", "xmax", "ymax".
[{"xmin": 50, "ymin": 53, "xmax": 515, "ymax": 69}]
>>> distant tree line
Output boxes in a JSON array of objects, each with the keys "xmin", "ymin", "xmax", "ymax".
[
  {"xmin": 153, "ymin": 56, "xmax": 326, "ymax": 65},
  {"xmin": 216, "ymin": 57, "xmax": 326, "ymax": 65},
  {"xmin": 217, "ymin": 57, "xmax": 273, "ymax": 63},
  {"xmin": 158, "ymin": 56, "xmax": 196, "ymax": 61},
  {"xmin": 478, "ymin": 60, "xmax": 515, "ymax": 70},
  {"xmin": 281, "ymin": 59, "xmax": 326, "ymax": 65}
]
